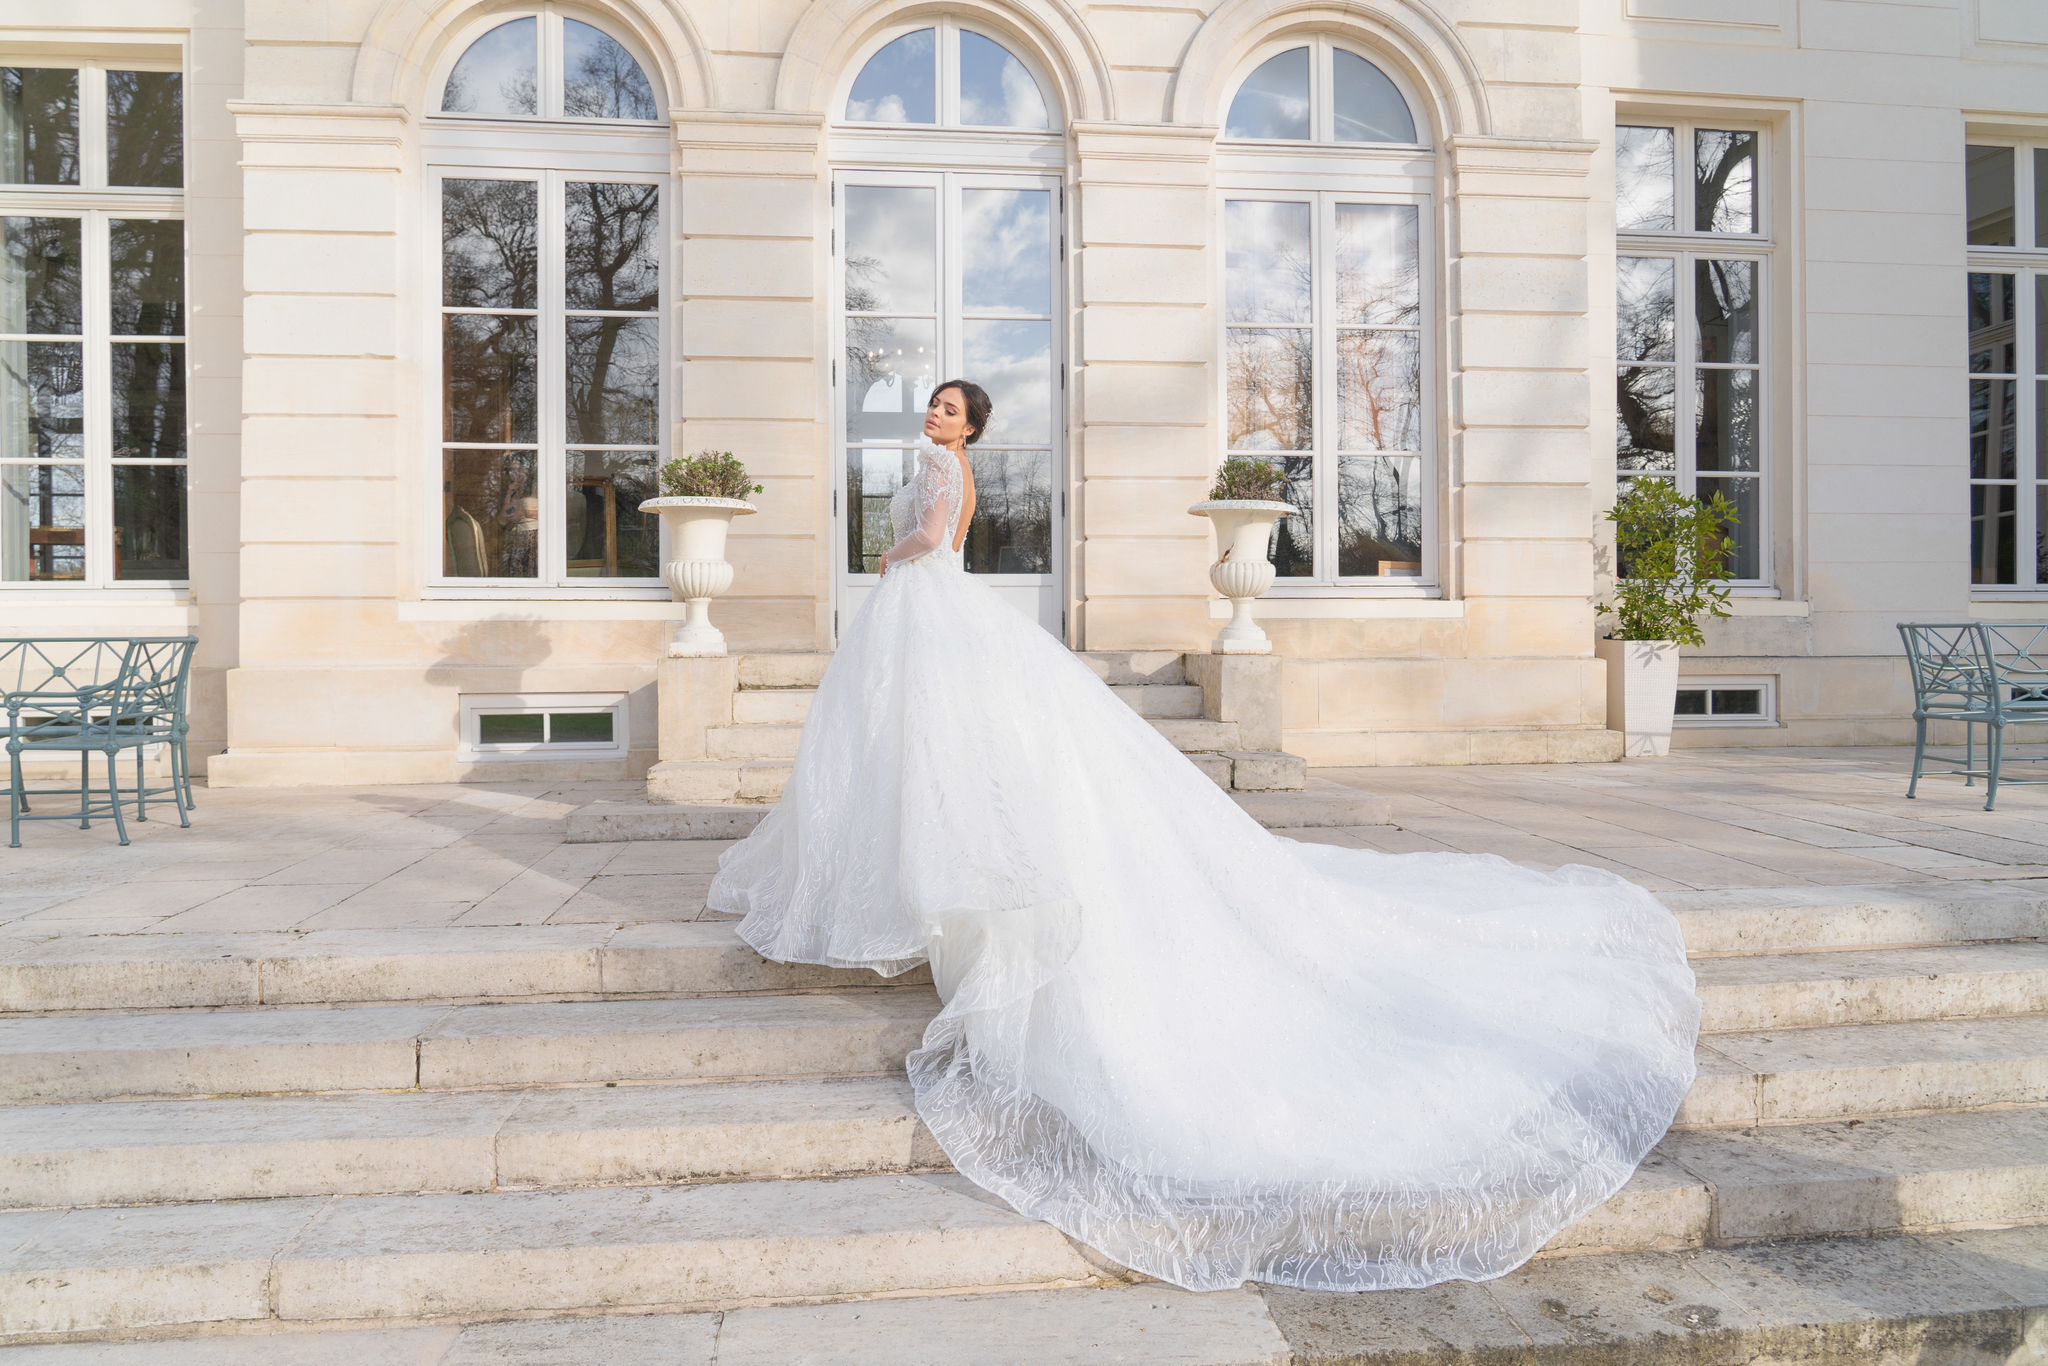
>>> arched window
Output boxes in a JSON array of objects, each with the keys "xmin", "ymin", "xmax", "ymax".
[
  {"xmin": 439, "ymin": 10, "xmax": 660, "ymax": 121},
  {"xmin": 831, "ymin": 20, "xmax": 1068, "ymax": 638},
  {"xmin": 844, "ymin": 22, "xmax": 1052, "ymax": 131},
  {"xmin": 426, "ymin": 8, "xmax": 668, "ymax": 591},
  {"xmin": 1225, "ymin": 41, "xmax": 1418, "ymax": 144},
  {"xmin": 1218, "ymin": 37, "xmax": 1435, "ymax": 589}
]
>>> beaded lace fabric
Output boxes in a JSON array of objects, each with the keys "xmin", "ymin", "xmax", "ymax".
[{"xmin": 707, "ymin": 440, "xmax": 1701, "ymax": 1293}]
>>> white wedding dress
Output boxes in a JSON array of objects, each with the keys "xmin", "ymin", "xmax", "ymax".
[{"xmin": 705, "ymin": 441, "xmax": 1701, "ymax": 1294}]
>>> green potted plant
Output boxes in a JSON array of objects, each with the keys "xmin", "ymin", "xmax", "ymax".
[
  {"xmin": 1188, "ymin": 458, "xmax": 1299, "ymax": 654},
  {"xmin": 643, "ymin": 450, "xmax": 762, "ymax": 657},
  {"xmin": 1596, "ymin": 479, "xmax": 1739, "ymax": 756}
]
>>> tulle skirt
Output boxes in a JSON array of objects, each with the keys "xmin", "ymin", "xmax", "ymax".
[{"xmin": 705, "ymin": 553, "xmax": 1701, "ymax": 1293}]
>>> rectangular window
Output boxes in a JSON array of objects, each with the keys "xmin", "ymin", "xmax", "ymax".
[
  {"xmin": 1966, "ymin": 141, "xmax": 2046, "ymax": 591},
  {"xmin": 1615, "ymin": 120, "xmax": 1767, "ymax": 584},
  {"xmin": 1673, "ymin": 675, "xmax": 1777, "ymax": 728},
  {"xmin": 436, "ymin": 170, "xmax": 663, "ymax": 587},
  {"xmin": 1222, "ymin": 193, "xmax": 1431, "ymax": 583},
  {"xmin": 460, "ymin": 691, "xmax": 628, "ymax": 759},
  {"xmin": 0, "ymin": 62, "xmax": 185, "ymax": 588}
]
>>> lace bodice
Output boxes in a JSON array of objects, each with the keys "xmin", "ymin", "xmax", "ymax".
[{"xmin": 885, "ymin": 444, "xmax": 965, "ymax": 571}]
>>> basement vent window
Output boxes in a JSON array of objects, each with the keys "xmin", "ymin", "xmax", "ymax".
[
  {"xmin": 461, "ymin": 693, "xmax": 628, "ymax": 760},
  {"xmin": 1673, "ymin": 677, "xmax": 1778, "ymax": 728}
]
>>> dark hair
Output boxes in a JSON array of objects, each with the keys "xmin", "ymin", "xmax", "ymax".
[{"xmin": 932, "ymin": 378, "xmax": 993, "ymax": 445}]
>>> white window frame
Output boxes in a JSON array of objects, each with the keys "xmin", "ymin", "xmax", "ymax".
[
  {"xmin": 1673, "ymin": 674, "xmax": 1778, "ymax": 728},
  {"xmin": 1966, "ymin": 137, "xmax": 2046, "ymax": 597},
  {"xmin": 0, "ymin": 55, "xmax": 186, "ymax": 593},
  {"xmin": 1215, "ymin": 38, "xmax": 1438, "ymax": 596},
  {"xmin": 427, "ymin": 3, "xmax": 666, "ymax": 129},
  {"xmin": 460, "ymin": 690, "xmax": 629, "ymax": 760},
  {"xmin": 420, "ymin": 9, "xmax": 670, "ymax": 600},
  {"xmin": 1614, "ymin": 115, "xmax": 1772, "ymax": 589}
]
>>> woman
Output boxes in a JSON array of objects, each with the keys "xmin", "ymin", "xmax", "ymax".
[{"xmin": 706, "ymin": 379, "xmax": 1701, "ymax": 1294}]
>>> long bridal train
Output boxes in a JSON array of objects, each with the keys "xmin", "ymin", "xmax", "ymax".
[{"xmin": 706, "ymin": 441, "xmax": 1702, "ymax": 1293}]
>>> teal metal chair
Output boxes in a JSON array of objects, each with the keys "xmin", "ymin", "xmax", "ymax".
[
  {"xmin": 4, "ymin": 636, "xmax": 199, "ymax": 847},
  {"xmin": 1898, "ymin": 622, "xmax": 2048, "ymax": 811}
]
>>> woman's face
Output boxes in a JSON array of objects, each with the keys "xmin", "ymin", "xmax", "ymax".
[{"xmin": 923, "ymin": 386, "xmax": 975, "ymax": 447}]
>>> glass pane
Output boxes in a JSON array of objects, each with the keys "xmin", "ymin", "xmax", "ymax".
[
  {"xmin": 565, "ymin": 181, "xmax": 660, "ymax": 311},
  {"xmin": 1267, "ymin": 455, "xmax": 1314, "ymax": 577},
  {"xmin": 1, "ymin": 341, "xmax": 83, "ymax": 459},
  {"xmin": 110, "ymin": 342, "xmax": 186, "ymax": 460},
  {"xmin": 109, "ymin": 219, "xmax": 184, "ymax": 336},
  {"xmin": 2037, "ymin": 150, "xmax": 2048, "ymax": 250},
  {"xmin": 1696, "ymin": 368, "xmax": 1759, "ymax": 473},
  {"xmin": 963, "ymin": 319, "xmax": 1052, "ymax": 446},
  {"xmin": 1972, "ymin": 378, "xmax": 2017, "ymax": 479},
  {"xmin": 1332, "ymin": 49, "xmax": 1416, "ymax": 143},
  {"xmin": 548, "ymin": 711, "xmax": 615, "ymax": 743},
  {"xmin": 847, "ymin": 446, "xmax": 914, "ymax": 573},
  {"xmin": 2038, "ymin": 277, "xmax": 2048, "ymax": 377},
  {"xmin": 566, "ymin": 317, "xmax": 659, "ymax": 445},
  {"xmin": 478, "ymin": 713, "xmax": 545, "ymax": 745},
  {"xmin": 1696, "ymin": 258, "xmax": 1756, "ymax": 364},
  {"xmin": 1694, "ymin": 129, "xmax": 1755, "ymax": 233},
  {"xmin": 1966, "ymin": 145, "xmax": 2016, "ymax": 247},
  {"xmin": 1225, "ymin": 47, "xmax": 1309, "ymax": 140},
  {"xmin": 1713, "ymin": 689, "xmax": 1762, "ymax": 717},
  {"xmin": 0, "ymin": 68, "xmax": 78, "ymax": 186},
  {"xmin": 1616, "ymin": 126, "xmax": 1675, "ymax": 231},
  {"xmin": 444, "ymin": 314, "xmax": 537, "ymax": 443},
  {"xmin": 1226, "ymin": 328, "xmax": 1312, "ymax": 451},
  {"xmin": 1696, "ymin": 476, "xmax": 1758, "ymax": 579},
  {"xmin": 962, "ymin": 447, "xmax": 1052, "ymax": 573},
  {"xmin": 959, "ymin": 31, "xmax": 1049, "ymax": 130},
  {"xmin": 1, "ymin": 462, "xmax": 84, "ymax": 581},
  {"xmin": 443, "ymin": 178, "xmax": 537, "ymax": 310},
  {"xmin": 1674, "ymin": 690, "xmax": 1708, "ymax": 717},
  {"xmin": 566, "ymin": 450, "xmax": 658, "ymax": 577},
  {"xmin": 442, "ymin": 448, "xmax": 539, "ymax": 577},
  {"xmin": 1224, "ymin": 200, "xmax": 1312, "ymax": 324},
  {"xmin": 2037, "ymin": 481, "xmax": 2048, "ymax": 590},
  {"xmin": 1334, "ymin": 204, "xmax": 1419, "ymax": 327},
  {"xmin": 1, "ymin": 216, "xmax": 82, "ymax": 334},
  {"xmin": 1337, "ymin": 454, "xmax": 1422, "ymax": 577},
  {"xmin": 105, "ymin": 71, "xmax": 182, "ymax": 189},
  {"xmin": 1616, "ymin": 256, "xmax": 1675, "ymax": 363},
  {"xmin": 846, "ymin": 29, "xmax": 935, "ymax": 123},
  {"xmin": 563, "ymin": 20, "xmax": 659, "ymax": 120},
  {"xmin": 1616, "ymin": 366, "xmax": 1676, "ymax": 471},
  {"xmin": 844, "ymin": 185, "xmax": 936, "ymax": 313},
  {"xmin": 1973, "ymin": 483, "xmax": 2016, "ymax": 586},
  {"xmin": 112, "ymin": 463, "xmax": 186, "ymax": 579},
  {"xmin": 845, "ymin": 316, "xmax": 937, "ymax": 442},
  {"xmin": 1335, "ymin": 329, "xmax": 1420, "ymax": 451},
  {"xmin": 1970, "ymin": 273, "xmax": 2017, "ymax": 373},
  {"xmin": 961, "ymin": 189, "xmax": 1050, "ymax": 314},
  {"xmin": 442, "ymin": 18, "xmax": 538, "ymax": 116}
]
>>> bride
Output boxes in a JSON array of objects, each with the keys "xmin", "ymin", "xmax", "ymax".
[{"xmin": 705, "ymin": 379, "xmax": 1701, "ymax": 1294}]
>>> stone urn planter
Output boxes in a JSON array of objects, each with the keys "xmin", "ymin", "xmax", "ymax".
[
  {"xmin": 1188, "ymin": 499, "xmax": 1297, "ymax": 654},
  {"xmin": 643, "ymin": 496, "xmax": 757, "ymax": 657},
  {"xmin": 1594, "ymin": 637, "xmax": 1681, "ymax": 757}
]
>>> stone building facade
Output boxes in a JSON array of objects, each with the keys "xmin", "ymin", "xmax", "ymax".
[{"xmin": 3, "ymin": 0, "xmax": 2043, "ymax": 783}]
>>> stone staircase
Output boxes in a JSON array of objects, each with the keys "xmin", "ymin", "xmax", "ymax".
[
  {"xmin": 649, "ymin": 650, "xmax": 1310, "ymax": 806},
  {"xmin": 1, "ymin": 880, "xmax": 2045, "ymax": 1358}
]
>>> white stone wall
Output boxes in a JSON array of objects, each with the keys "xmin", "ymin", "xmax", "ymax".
[{"xmin": 4, "ymin": 0, "xmax": 2040, "ymax": 780}]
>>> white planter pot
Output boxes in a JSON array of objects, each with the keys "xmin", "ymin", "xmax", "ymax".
[
  {"xmin": 1188, "ymin": 499, "xmax": 1298, "ymax": 655},
  {"xmin": 643, "ymin": 496, "xmax": 757, "ymax": 657},
  {"xmin": 1595, "ymin": 636, "xmax": 1681, "ymax": 757}
]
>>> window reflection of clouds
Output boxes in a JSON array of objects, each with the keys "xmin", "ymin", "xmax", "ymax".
[
  {"xmin": 962, "ymin": 190, "xmax": 1049, "ymax": 314},
  {"xmin": 846, "ymin": 30, "xmax": 936, "ymax": 124},
  {"xmin": 964, "ymin": 320, "xmax": 1051, "ymax": 446},
  {"xmin": 1616, "ymin": 126, "xmax": 1675, "ymax": 232},
  {"xmin": 845, "ymin": 185, "xmax": 936, "ymax": 313},
  {"xmin": 562, "ymin": 20, "xmax": 658, "ymax": 120},
  {"xmin": 1225, "ymin": 48, "xmax": 1310, "ymax": 140},
  {"xmin": 1225, "ymin": 201, "xmax": 1312, "ymax": 324},
  {"xmin": 1331, "ymin": 51, "xmax": 1415, "ymax": 143},
  {"xmin": 441, "ymin": 19, "xmax": 538, "ymax": 116},
  {"xmin": 1334, "ymin": 204, "xmax": 1418, "ymax": 328},
  {"xmin": 959, "ymin": 32, "xmax": 1049, "ymax": 130}
]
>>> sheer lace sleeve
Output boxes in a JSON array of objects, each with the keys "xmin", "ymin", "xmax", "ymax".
[{"xmin": 884, "ymin": 450, "xmax": 958, "ymax": 566}]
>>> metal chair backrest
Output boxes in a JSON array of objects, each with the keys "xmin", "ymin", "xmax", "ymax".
[
  {"xmin": 1978, "ymin": 623, "xmax": 2048, "ymax": 712},
  {"xmin": 1898, "ymin": 623, "xmax": 1998, "ymax": 718},
  {"xmin": 0, "ymin": 638, "xmax": 130, "ymax": 707},
  {"xmin": 102, "ymin": 637, "xmax": 198, "ymax": 737}
]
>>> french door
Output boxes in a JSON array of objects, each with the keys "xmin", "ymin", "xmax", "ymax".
[{"xmin": 832, "ymin": 169, "xmax": 1065, "ymax": 638}]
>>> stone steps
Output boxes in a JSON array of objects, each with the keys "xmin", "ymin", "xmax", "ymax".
[
  {"xmin": 1691, "ymin": 941, "xmax": 2048, "ymax": 1031},
  {"xmin": 5, "ymin": 1227, "xmax": 2045, "ymax": 1362},
  {"xmin": 7, "ymin": 1073, "xmax": 2042, "ymax": 1242},
  {"xmin": 729, "ymin": 681, "xmax": 1208, "ymax": 725},
  {"xmin": 1663, "ymin": 879, "xmax": 2048, "ymax": 956},
  {"xmin": 0, "ymin": 1173, "xmax": 1101, "ymax": 1341}
]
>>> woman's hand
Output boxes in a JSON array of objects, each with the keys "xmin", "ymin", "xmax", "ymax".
[{"xmin": 878, "ymin": 552, "xmax": 890, "ymax": 578}]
